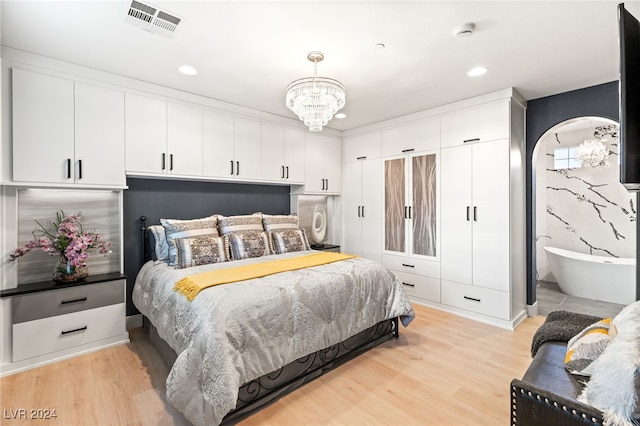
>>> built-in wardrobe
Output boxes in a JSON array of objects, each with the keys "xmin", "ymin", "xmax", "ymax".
[{"xmin": 342, "ymin": 88, "xmax": 526, "ymax": 329}]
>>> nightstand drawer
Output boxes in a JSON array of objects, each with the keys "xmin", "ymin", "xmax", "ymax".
[
  {"xmin": 441, "ymin": 280, "xmax": 509, "ymax": 320},
  {"xmin": 12, "ymin": 279, "xmax": 124, "ymax": 324},
  {"xmin": 13, "ymin": 303, "xmax": 126, "ymax": 362}
]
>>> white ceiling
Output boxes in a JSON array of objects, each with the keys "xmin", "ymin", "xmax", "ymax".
[{"xmin": 1, "ymin": 1, "xmax": 638, "ymax": 132}]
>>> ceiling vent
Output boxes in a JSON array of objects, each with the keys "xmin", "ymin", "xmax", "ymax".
[{"xmin": 126, "ymin": 0, "xmax": 181, "ymax": 37}]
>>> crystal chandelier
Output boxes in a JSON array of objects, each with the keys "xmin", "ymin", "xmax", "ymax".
[
  {"xmin": 574, "ymin": 138, "xmax": 610, "ymax": 168},
  {"xmin": 286, "ymin": 52, "xmax": 345, "ymax": 132}
]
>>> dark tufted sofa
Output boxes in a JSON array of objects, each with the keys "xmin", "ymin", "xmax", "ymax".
[{"xmin": 510, "ymin": 342, "xmax": 604, "ymax": 425}]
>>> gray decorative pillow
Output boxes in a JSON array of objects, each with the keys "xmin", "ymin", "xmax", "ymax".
[
  {"xmin": 228, "ymin": 231, "xmax": 272, "ymax": 260},
  {"xmin": 148, "ymin": 225, "xmax": 168, "ymax": 262},
  {"xmin": 262, "ymin": 214, "xmax": 299, "ymax": 231},
  {"xmin": 174, "ymin": 234, "xmax": 228, "ymax": 269},
  {"xmin": 217, "ymin": 213, "xmax": 264, "ymax": 235},
  {"xmin": 270, "ymin": 229, "xmax": 310, "ymax": 254},
  {"xmin": 161, "ymin": 215, "xmax": 219, "ymax": 266}
]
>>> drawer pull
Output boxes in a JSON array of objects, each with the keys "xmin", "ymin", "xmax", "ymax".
[
  {"xmin": 61, "ymin": 326, "xmax": 87, "ymax": 336},
  {"xmin": 464, "ymin": 296, "xmax": 481, "ymax": 302},
  {"xmin": 401, "ymin": 263, "xmax": 415, "ymax": 268},
  {"xmin": 60, "ymin": 297, "xmax": 87, "ymax": 305},
  {"xmin": 402, "ymin": 282, "xmax": 415, "ymax": 287},
  {"xmin": 463, "ymin": 138, "xmax": 480, "ymax": 144}
]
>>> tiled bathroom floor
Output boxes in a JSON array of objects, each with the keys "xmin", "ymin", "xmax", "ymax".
[{"xmin": 537, "ymin": 280, "xmax": 626, "ymax": 318}]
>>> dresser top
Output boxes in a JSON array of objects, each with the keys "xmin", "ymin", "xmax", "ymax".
[{"xmin": 1, "ymin": 272, "xmax": 126, "ymax": 298}]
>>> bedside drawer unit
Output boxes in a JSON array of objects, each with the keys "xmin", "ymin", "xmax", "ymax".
[
  {"xmin": 393, "ymin": 270, "xmax": 440, "ymax": 303},
  {"xmin": 13, "ymin": 303, "xmax": 126, "ymax": 362},
  {"xmin": 441, "ymin": 280, "xmax": 509, "ymax": 320},
  {"xmin": 382, "ymin": 255, "xmax": 440, "ymax": 278},
  {"xmin": 12, "ymin": 279, "xmax": 125, "ymax": 324}
]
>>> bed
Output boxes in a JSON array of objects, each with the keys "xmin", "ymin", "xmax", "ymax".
[{"xmin": 132, "ymin": 214, "xmax": 415, "ymax": 426}]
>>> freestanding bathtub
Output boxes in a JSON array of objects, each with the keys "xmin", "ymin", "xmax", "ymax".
[{"xmin": 544, "ymin": 246, "xmax": 636, "ymax": 306}]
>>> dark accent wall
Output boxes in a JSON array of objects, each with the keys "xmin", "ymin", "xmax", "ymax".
[
  {"xmin": 122, "ymin": 178, "xmax": 291, "ymax": 315},
  {"xmin": 524, "ymin": 80, "xmax": 639, "ymax": 307}
]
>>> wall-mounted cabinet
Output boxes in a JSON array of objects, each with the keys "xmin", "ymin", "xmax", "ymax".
[
  {"xmin": 381, "ymin": 117, "xmax": 440, "ymax": 157},
  {"xmin": 304, "ymin": 133, "xmax": 342, "ymax": 194},
  {"xmin": 12, "ymin": 69, "xmax": 125, "ymax": 186},
  {"xmin": 440, "ymin": 101, "xmax": 510, "ymax": 148},
  {"xmin": 261, "ymin": 124, "xmax": 305, "ymax": 183}
]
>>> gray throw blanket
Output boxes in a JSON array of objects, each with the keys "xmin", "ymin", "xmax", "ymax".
[{"xmin": 531, "ymin": 310, "xmax": 602, "ymax": 357}]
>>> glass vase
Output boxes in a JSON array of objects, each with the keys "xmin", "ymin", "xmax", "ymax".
[{"xmin": 52, "ymin": 257, "xmax": 89, "ymax": 284}]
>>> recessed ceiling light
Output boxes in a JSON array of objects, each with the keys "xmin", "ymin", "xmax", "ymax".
[
  {"xmin": 335, "ymin": 113, "xmax": 346, "ymax": 119},
  {"xmin": 178, "ymin": 65, "xmax": 198, "ymax": 76},
  {"xmin": 468, "ymin": 66, "xmax": 487, "ymax": 77}
]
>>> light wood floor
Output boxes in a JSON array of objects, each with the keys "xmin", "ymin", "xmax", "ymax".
[{"xmin": 0, "ymin": 304, "xmax": 545, "ymax": 426}]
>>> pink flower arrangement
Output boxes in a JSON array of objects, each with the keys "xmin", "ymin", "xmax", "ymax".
[{"xmin": 10, "ymin": 211, "xmax": 111, "ymax": 268}]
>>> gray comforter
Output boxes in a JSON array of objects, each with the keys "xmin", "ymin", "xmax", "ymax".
[{"xmin": 132, "ymin": 250, "xmax": 415, "ymax": 425}]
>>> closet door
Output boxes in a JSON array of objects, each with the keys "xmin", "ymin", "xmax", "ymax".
[
  {"xmin": 471, "ymin": 139, "xmax": 510, "ymax": 291},
  {"xmin": 411, "ymin": 153, "xmax": 437, "ymax": 257},
  {"xmin": 440, "ymin": 145, "xmax": 473, "ymax": 285},
  {"xmin": 384, "ymin": 157, "xmax": 406, "ymax": 253}
]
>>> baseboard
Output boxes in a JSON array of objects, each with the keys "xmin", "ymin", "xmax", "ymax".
[{"xmin": 126, "ymin": 314, "xmax": 143, "ymax": 330}]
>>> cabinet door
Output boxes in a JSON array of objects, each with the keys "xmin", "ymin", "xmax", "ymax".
[
  {"xmin": 440, "ymin": 145, "xmax": 473, "ymax": 284},
  {"xmin": 410, "ymin": 153, "xmax": 437, "ymax": 258},
  {"xmin": 383, "ymin": 156, "xmax": 406, "ymax": 254},
  {"xmin": 284, "ymin": 128, "xmax": 305, "ymax": 182},
  {"xmin": 261, "ymin": 123, "xmax": 285, "ymax": 181},
  {"xmin": 202, "ymin": 110, "xmax": 234, "ymax": 178},
  {"xmin": 472, "ymin": 139, "xmax": 510, "ymax": 292},
  {"xmin": 342, "ymin": 161, "xmax": 363, "ymax": 256},
  {"xmin": 125, "ymin": 93, "xmax": 167, "ymax": 174},
  {"xmin": 381, "ymin": 117, "xmax": 440, "ymax": 157},
  {"xmin": 234, "ymin": 117, "xmax": 262, "ymax": 180},
  {"xmin": 323, "ymin": 136, "xmax": 342, "ymax": 194},
  {"xmin": 12, "ymin": 69, "xmax": 74, "ymax": 183},
  {"xmin": 343, "ymin": 132, "xmax": 381, "ymax": 162},
  {"xmin": 74, "ymin": 83, "xmax": 125, "ymax": 186},
  {"xmin": 440, "ymin": 101, "xmax": 510, "ymax": 148},
  {"xmin": 360, "ymin": 158, "xmax": 382, "ymax": 262},
  {"xmin": 304, "ymin": 133, "xmax": 325, "ymax": 192},
  {"xmin": 167, "ymin": 103, "xmax": 202, "ymax": 176}
]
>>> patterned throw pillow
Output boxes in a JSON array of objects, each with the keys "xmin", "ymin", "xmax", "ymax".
[
  {"xmin": 262, "ymin": 214, "xmax": 299, "ymax": 231},
  {"xmin": 227, "ymin": 231, "xmax": 272, "ymax": 260},
  {"xmin": 148, "ymin": 225, "xmax": 169, "ymax": 262},
  {"xmin": 174, "ymin": 234, "xmax": 228, "ymax": 269},
  {"xmin": 161, "ymin": 215, "xmax": 219, "ymax": 266},
  {"xmin": 270, "ymin": 229, "xmax": 310, "ymax": 254},
  {"xmin": 217, "ymin": 213, "xmax": 264, "ymax": 236},
  {"xmin": 565, "ymin": 318, "xmax": 613, "ymax": 376}
]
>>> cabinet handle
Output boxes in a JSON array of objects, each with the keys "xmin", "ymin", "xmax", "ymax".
[
  {"xmin": 281, "ymin": 166, "xmax": 285, "ymax": 179},
  {"xmin": 401, "ymin": 263, "xmax": 415, "ymax": 268},
  {"xmin": 61, "ymin": 326, "xmax": 87, "ymax": 336},
  {"xmin": 361, "ymin": 205, "xmax": 365, "ymax": 217},
  {"xmin": 408, "ymin": 206, "xmax": 412, "ymax": 219},
  {"xmin": 325, "ymin": 179, "xmax": 329, "ymax": 191},
  {"xmin": 236, "ymin": 161, "xmax": 240, "ymax": 176},
  {"xmin": 66, "ymin": 158, "xmax": 72, "ymax": 179},
  {"xmin": 170, "ymin": 154, "xmax": 174, "ymax": 171},
  {"xmin": 463, "ymin": 138, "xmax": 480, "ymax": 144},
  {"xmin": 162, "ymin": 154, "xmax": 166, "ymax": 170},
  {"xmin": 402, "ymin": 282, "xmax": 415, "ymax": 287},
  {"xmin": 404, "ymin": 206, "xmax": 408, "ymax": 219},
  {"xmin": 61, "ymin": 297, "xmax": 87, "ymax": 305},
  {"xmin": 401, "ymin": 148, "xmax": 414, "ymax": 153},
  {"xmin": 357, "ymin": 206, "xmax": 361, "ymax": 217},
  {"xmin": 474, "ymin": 206, "xmax": 478, "ymax": 221},
  {"xmin": 464, "ymin": 296, "xmax": 481, "ymax": 302},
  {"xmin": 286, "ymin": 166, "xmax": 289, "ymax": 179},
  {"xmin": 78, "ymin": 159, "xmax": 82, "ymax": 179},
  {"xmin": 466, "ymin": 206, "xmax": 470, "ymax": 221},
  {"xmin": 356, "ymin": 156, "xmax": 367, "ymax": 160},
  {"xmin": 230, "ymin": 160, "xmax": 234, "ymax": 175},
  {"xmin": 321, "ymin": 179, "xmax": 325, "ymax": 190}
]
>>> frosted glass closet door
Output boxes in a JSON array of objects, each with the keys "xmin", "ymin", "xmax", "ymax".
[
  {"xmin": 384, "ymin": 157, "xmax": 406, "ymax": 253},
  {"xmin": 411, "ymin": 154, "xmax": 437, "ymax": 257}
]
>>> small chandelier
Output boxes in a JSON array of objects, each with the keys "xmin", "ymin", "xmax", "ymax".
[
  {"xmin": 574, "ymin": 138, "xmax": 610, "ymax": 168},
  {"xmin": 286, "ymin": 52, "xmax": 345, "ymax": 132}
]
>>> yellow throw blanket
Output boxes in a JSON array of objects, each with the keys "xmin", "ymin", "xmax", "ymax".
[{"xmin": 174, "ymin": 252, "xmax": 356, "ymax": 301}]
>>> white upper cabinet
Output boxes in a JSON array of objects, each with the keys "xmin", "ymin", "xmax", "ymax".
[
  {"xmin": 233, "ymin": 117, "xmax": 262, "ymax": 180},
  {"xmin": 440, "ymin": 101, "xmax": 510, "ymax": 148},
  {"xmin": 13, "ymin": 68, "xmax": 124, "ymax": 186},
  {"xmin": 343, "ymin": 132, "xmax": 381, "ymax": 162},
  {"xmin": 125, "ymin": 93, "xmax": 167, "ymax": 174},
  {"xmin": 304, "ymin": 133, "xmax": 341, "ymax": 194},
  {"xmin": 381, "ymin": 117, "xmax": 440, "ymax": 157},
  {"xmin": 167, "ymin": 103, "xmax": 202, "ymax": 176},
  {"xmin": 261, "ymin": 124, "xmax": 305, "ymax": 183},
  {"xmin": 202, "ymin": 110, "xmax": 234, "ymax": 178}
]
